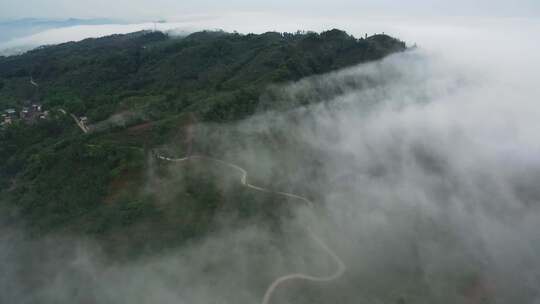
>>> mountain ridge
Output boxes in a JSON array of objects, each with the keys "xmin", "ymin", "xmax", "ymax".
[{"xmin": 0, "ymin": 28, "xmax": 406, "ymax": 257}]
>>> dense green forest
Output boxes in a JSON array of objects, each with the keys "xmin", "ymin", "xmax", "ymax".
[{"xmin": 0, "ymin": 29, "xmax": 406, "ymax": 257}]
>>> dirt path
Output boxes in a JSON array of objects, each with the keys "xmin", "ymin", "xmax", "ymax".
[
  {"xmin": 69, "ymin": 113, "xmax": 89, "ymax": 133},
  {"xmin": 57, "ymin": 108, "xmax": 88, "ymax": 133},
  {"xmin": 30, "ymin": 77, "xmax": 38, "ymax": 87},
  {"xmin": 155, "ymin": 153, "xmax": 346, "ymax": 304}
]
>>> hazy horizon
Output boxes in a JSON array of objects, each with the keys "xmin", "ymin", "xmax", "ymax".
[
  {"xmin": 1, "ymin": 0, "xmax": 538, "ymax": 52},
  {"xmin": 2, "ymin": 12, "xmax": 539, "ymax": 57},
  {"xmin": 2, "ymin": 0, "xmax": 540, "ymax": 20}
]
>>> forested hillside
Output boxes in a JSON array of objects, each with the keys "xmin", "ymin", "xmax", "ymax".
[
  {"xmin": 0, "ymin": 29, "xmax": 404, "ymax": 120},
  {"xmin": 0, "ymin": 29, "xmax": 406, "ymax": 257}
]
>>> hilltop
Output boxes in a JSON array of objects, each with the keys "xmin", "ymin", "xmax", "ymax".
[{"xmin": 0, "ymin": 29, "xmax": 405, "ymax": 121}]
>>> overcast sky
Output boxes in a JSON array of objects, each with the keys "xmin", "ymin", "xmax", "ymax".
[
  {"xmin": 0, "ymin": 0, "xmax": 538, "ymax": 54},
  {"xmin": 1, "ymin": 0, "xmax": 539, "ymax": 21}
]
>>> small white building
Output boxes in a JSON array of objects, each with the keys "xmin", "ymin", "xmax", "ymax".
[{"xmin": 5, "ymin": 108, "xmax": 16, "ymax": 117}]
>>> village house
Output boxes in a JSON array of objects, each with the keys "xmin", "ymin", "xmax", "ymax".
[
  {"xmin": 39, "ymin": 111, "xmax": 50, "ymax": 120},
  {"xmin": 1, "ymin": 114, "xmax": 11, "ymax": 126},
  {"xmin": 5, "ymin": 108, "xmax": 16, "ymax": 117},
  {"xmin": 20, "ymin": 107, "xmax": 29, "ymax": 118},
  {"xmin": 20, "ymin": 103, "xmax": 45, "ymax": 122},
  {"xmin": 2, "ymin": 104, "xmax": 48, "ymax": 127},
  {"xmin": 1, "ymin": 108, "xmax": 17, "ymax": 126}
]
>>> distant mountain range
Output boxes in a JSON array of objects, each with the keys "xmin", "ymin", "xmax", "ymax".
[{"xmin": 0, "ymin": 18, "xmax": 123, "ymax": 45}]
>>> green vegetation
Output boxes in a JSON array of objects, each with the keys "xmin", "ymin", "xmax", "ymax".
[
  {"xmin": 0, "ymin": 29, "xmax": 405, "ymax": 257},
  {"xmin": 0, "ymin": 29, "xmax": 405, "ymax": 120}
]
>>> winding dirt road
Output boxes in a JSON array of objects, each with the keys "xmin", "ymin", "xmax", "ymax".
[{"xmin": 155, "ymin": 153, "xmax": 346, "ymax": 304}]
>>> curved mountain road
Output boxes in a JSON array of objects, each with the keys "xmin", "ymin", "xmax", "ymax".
[{"xmin": 156, "ymin": 153, "xmax": 346, "ymax": 304}]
